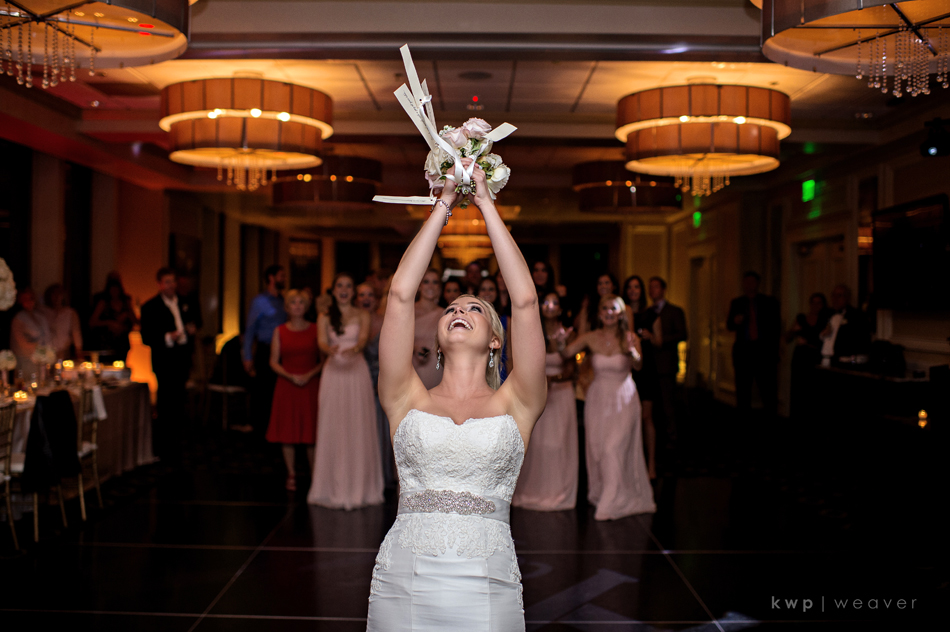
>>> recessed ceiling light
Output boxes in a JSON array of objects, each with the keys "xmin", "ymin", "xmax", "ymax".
[
  {"xmin": 90, "ymin": 100, "xmax": 99, "ymax": 107},
  {"xmin": 277, "ymin": 112, "xmax": 291, "ymax": 122}
]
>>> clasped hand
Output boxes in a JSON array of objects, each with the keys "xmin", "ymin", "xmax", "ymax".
[{"xmin": 439, "ymin": 157, "xmax": 492, "ymax": 210}]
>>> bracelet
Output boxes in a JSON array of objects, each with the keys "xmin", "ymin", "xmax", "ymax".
[{"xmin": 432, "ymin": 198, "xmax": 452, "ymax": 226}]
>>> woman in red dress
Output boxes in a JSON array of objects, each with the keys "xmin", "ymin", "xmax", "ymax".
[{"xmin": 267, "ymin": 289, "xmax": 323, "ymax": 491}]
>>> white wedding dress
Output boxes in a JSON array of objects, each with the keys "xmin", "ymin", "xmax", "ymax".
[{"xmin": 367, "ymin": 408, "xmax": 526, "ymax": 631}]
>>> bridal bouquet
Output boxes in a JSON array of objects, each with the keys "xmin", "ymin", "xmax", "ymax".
[
  {"xmin": 424, "ymin": 118, "xmax": 511, "ymax": 207},
  {"xmin": 0, "ymin": 258, "xmax": 15, "ymax": 311},
  {"xmin": 31, "ymin": 345, "xmax": 56, "ymax": 366}
]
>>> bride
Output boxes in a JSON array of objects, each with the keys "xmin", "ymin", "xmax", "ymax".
[{"xmin": 367, "ymin": 158, "xmax": 546, "ymax": 631}]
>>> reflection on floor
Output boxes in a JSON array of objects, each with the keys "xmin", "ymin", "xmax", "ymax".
[{"xmin": 0, "ymin": 392, "xmax": 944, "ymax": 631}]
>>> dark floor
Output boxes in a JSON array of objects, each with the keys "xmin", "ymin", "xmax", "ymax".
[{"xmin": 1, "ymin": 391, "xmax": 946, "ymax": 631}]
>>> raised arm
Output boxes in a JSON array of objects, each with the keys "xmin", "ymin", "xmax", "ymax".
[
  {"xmin": 378, "ymin": 187, "xmax": 455, "ymax": 426},
  {"xmin": 469, "ymin": 162, "xmax": 546, "ymax": 430}
]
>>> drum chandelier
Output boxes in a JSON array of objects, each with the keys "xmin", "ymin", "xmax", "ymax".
[
  {"xmin": 160, "ymin": 77, "xmax": 334, "ymax": 192},
  {"xmin": 757, "ymin": 1, "xmax": 950, "ymax": 97},
  {"xmin": 616, "ymin": 84, "xmax": 791, "ymax": 197},
  {"xmin": 0, "ymin": 0, "xmax": 191, "ymax": 89}
]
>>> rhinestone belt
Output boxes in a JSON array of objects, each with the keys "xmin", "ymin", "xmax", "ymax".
[{"xmin": 398, "ymin": 489, "xmax": 510, "ymax": 523}]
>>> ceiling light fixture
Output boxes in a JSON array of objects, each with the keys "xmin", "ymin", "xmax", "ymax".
[
  {"xmin": 759, "ymin": 1, "xmax": 950, "ymax": 97},
  {"xmin": 0, "ymin": 0, "xmax": 191, "ymax": 90},
  {"xmin": 572, "ymin": 161, "xmax": 680, "ymax": 212},
  {"xmin": 272, "ymin": 156, "xmax": 382, "ymax": 209},
  {"xmin": 160, "ymin": 78, "xmax": 333, "ymax": 192},
  {"xmin": 616, "ymin": 84, "xmax": 791, "ymax": 197}
]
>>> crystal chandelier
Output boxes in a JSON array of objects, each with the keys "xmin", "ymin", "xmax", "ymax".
[
  {"xmin": 160, "ymin": 77, "xmax": 334, "ymax": 192},
  {"xmin": 616, "ymin": 84, "xmax": 791, "ymax": 197},
  {"xmin": 759, "ymin": 1, "xmax": 950, "ymax": 97},
  {"xmin": 0, "ymin": 1, "xmax": 190, "ymax": 89}
]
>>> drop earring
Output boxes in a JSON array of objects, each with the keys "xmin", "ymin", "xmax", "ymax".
[
  {"xmin": 436, "ymin": 349, "xmax": 442, "ymax": 370},
  {"xmin": 489, "ymin": 348, "xmax": 494, "ymax": 368}
]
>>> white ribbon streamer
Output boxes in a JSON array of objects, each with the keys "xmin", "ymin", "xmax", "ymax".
[{"xmin": 373, "ymin": 45, "xmax": 517, "ymax": 206}]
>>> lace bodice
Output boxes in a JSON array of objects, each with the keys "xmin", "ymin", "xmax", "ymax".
[{"xmin": 394, "ymin": 409, "xmax": 525, "ymax": 501}]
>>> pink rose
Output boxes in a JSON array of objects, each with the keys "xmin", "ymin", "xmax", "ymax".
[
  {"xmin": 462, "ymin": 118, "xmax": 492, "ymax": 139},
  {"xmin": 441, "ymin": 126, "xmax": 469, "ymax": 149}
]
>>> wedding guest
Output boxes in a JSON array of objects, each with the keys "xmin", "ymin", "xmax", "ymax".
[
  {"xmin": 10, "ymin": 287, "xmax": 51, "ymax": 379},
  {"xmin": 267, "ymin": 289, "xmax": 322, "ymax": 491},
  {"xmin": 495, "ymin": 270, "xmax": 511, "ymax": 316},
  {"xmin": 576, "ymin": 273, "xmax": 619, "ymax": 335},
  {"xmin": 561, "ymin": 294, "xmax": 655, "ymax": 520},
  {"xmin": 727, "ymin": 272, "xmax": 781, "ymax": 419},
  {"xmin": 512, "ymin": 292, "xmax": 578, "ymax": 511},
  {"xmin": 242, "ymin": 264, "xmax": 287, "ymax": 433},
  {"xmin": 40, "ymin": 284, "xmax": 82, "ymax": 360},
  {"xmin": 141, "ymin": 268, "xmax": 197, "ymax": 460},
  {"xmin": 440, "ymin": 278, "xmax": 462, "ymax": 308},
  {"xmin": 625, "ymin": 275, "xmax": 659, "ymax": 478},
  {"xmin": 89, "ymin": 272, "xmax": 137, "ymax": 364},
  {"xmin": 308, "ymin": 273, "xmax": 382, "ymax": 509},
  {"xmin": 647, "ymin": 276, "xmax": 687, "ymax": 447},
  {"xmin": 463, "ymin": 261, "xmax": 484, "ymax": 295},
  {"xmin": 822, "ymin": 284, "xmax": 871, "ymax": 363},
  {"xmin": 478, "ymin": 276, "xmax": 509, "ymax": 382},
  {"xmin": 786, "ymin": 292, "xmax": 830, "ymax": 418},
  {"xmin": 531, "ymin": 260, "xmax": 556, "ymax": 300},
  {"xmin": 359, "ymin": 282, "xmax": 395, "ymax": 490},
  {"xmin": 412, "ymin": 269, "xmax": 443, "ymax": 389}
]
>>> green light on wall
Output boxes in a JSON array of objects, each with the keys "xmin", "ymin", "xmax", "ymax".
[
  {"xmin": 803, "ymin": 142, "xmax": 817, "ymax": 155},
  {"xmin": 807, "ymin": 209, "xmax": 821, "ymax": 220},
  {"xmin": 692, "ymin": 211, "xmax": 702, "ymax": 228},
  {"xmin": 675, "ymin": 194, "xmax": 682, "ymax": 202},
  {"xmin": 802, "ymin": 179, "xmax": 816, "ymax": 203},
  {"xmin": 693, "ymin": 195, "xmax": 702, "ymax": 209}
]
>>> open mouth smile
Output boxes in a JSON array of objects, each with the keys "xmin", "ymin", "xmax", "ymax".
[{"xmin": 448, "ymin": 318, "xmax": 473, "ymax": 331}]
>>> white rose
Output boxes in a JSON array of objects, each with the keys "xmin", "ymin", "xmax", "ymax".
[
  {"xmin": 424, "ymin": 148, "xmax": 447, "ymax": 177},
  {"xmin": 462, "ymin": 118, "xmax": 492, "ymax": 139},
  {"xmin": 488, "ymin": 164, "xmax": 510, "ymax": 195}
]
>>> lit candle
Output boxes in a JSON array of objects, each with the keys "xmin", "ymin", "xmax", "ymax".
[
  {"xmin": 13, "ymin": 390, "xmax": 28, "ymax": 401},
  {"xmin": 113, "ymin": 361, "xmax": 125, "ymax": 368},
  {"xmin": 918, "ymin": 410, "xmax": 928, "ymax": 429},
  {"xmin": 63, "ymin": 360, "xmax": 75, "ymax": 369}
]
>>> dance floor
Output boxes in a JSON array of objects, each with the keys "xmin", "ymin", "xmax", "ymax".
[{"xmin": 1, "ymin": 394, "xmax": 943, "ymax": 631}]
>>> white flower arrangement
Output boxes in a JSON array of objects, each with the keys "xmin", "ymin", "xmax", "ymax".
[
  {"xmin": 31, "ymin": 345, "xmax": 56, "ymax": 366},
  {"xmin": 0, "ymin": 350, "xmax": 16, "ymax": 372},
  {"xmin": 0, "ymin": 258, "xmax": 15, "ymax": 311},
  {"xmin": 424, "ymin": 118, "xmax": 511, "ymax": 208}
]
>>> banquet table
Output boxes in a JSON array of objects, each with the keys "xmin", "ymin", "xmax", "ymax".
[{"xmin": 10, "ymin": 381, "xmax": 156, "ymax": 481}]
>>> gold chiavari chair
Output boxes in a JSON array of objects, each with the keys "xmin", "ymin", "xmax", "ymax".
[
  {"xmin": 76, "ymin": 388, "xmax": 103, "ymax": 521},
  {"xmin": 0, "ymin": 401, "xmax": 18, "ymax": 550}
]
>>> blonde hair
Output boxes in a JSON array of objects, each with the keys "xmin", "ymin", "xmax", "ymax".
[
  {"xmin": 597, "ymin": 293, "xmax": 630, "ymax": 344},
  {"xmin": 284, "ymin": 288, "xmax": 313, "ymax": 310},
  {"xmin": 436, "ymin": 294, "xmax": 505, "ymax": 390}
]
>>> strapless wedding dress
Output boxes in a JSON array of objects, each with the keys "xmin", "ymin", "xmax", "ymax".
[{"xmin": 366, "ymin": 408, "xmax": 526, "ymax": 631}]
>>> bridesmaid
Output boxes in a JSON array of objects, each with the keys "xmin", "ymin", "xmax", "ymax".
[
  {"xmin": 267, "ymin": 289, "xmax": 323, "ymax": 491},
  {"xmin": 412, "ymin": 269, "xmax": 443, "ymax": 389},
  {"xmin": 308, "ymin": 273, "xmax": 383, "ymax": 509},
  {"xmin": 623, "ymin": 275, "xmax": 660, "ymax": 479},
  {"xmin": 358, "ymin": 282, "xmax": 395, "ymax": 490},
  {"xmin": 575, "ymin": 273, "xmax": 619, "ymax": 335},
  {"xmin": 562, "ymin": 294, "xmax": 655, "ymax": 520},
  {"xmin": 479, "ymin": 276, "xmax": 510, "ymax": 382},
  {"xmin": 440, "ymin": 278, "xmax": 462, "ymax": 308},
  {"xmin": 512, "ymin": 292, "xmax": 578, "ymax": 511}
]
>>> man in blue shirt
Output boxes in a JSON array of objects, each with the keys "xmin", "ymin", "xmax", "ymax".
[{"xmin": 241, "ymin": 264, "xmax": 287, "ymax": 433}]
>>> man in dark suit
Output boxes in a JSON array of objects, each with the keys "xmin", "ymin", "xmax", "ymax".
[
  {"xmin": 141, "ymin": 267, "xmax": 197, "ymax": 459},
  {"xmin": 646, "ymin": 276, "xmax": 688, "ymax": 446},
  {"xmin": 727, "ymin": 271, "xmax": 781, "ymax": 419}
]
